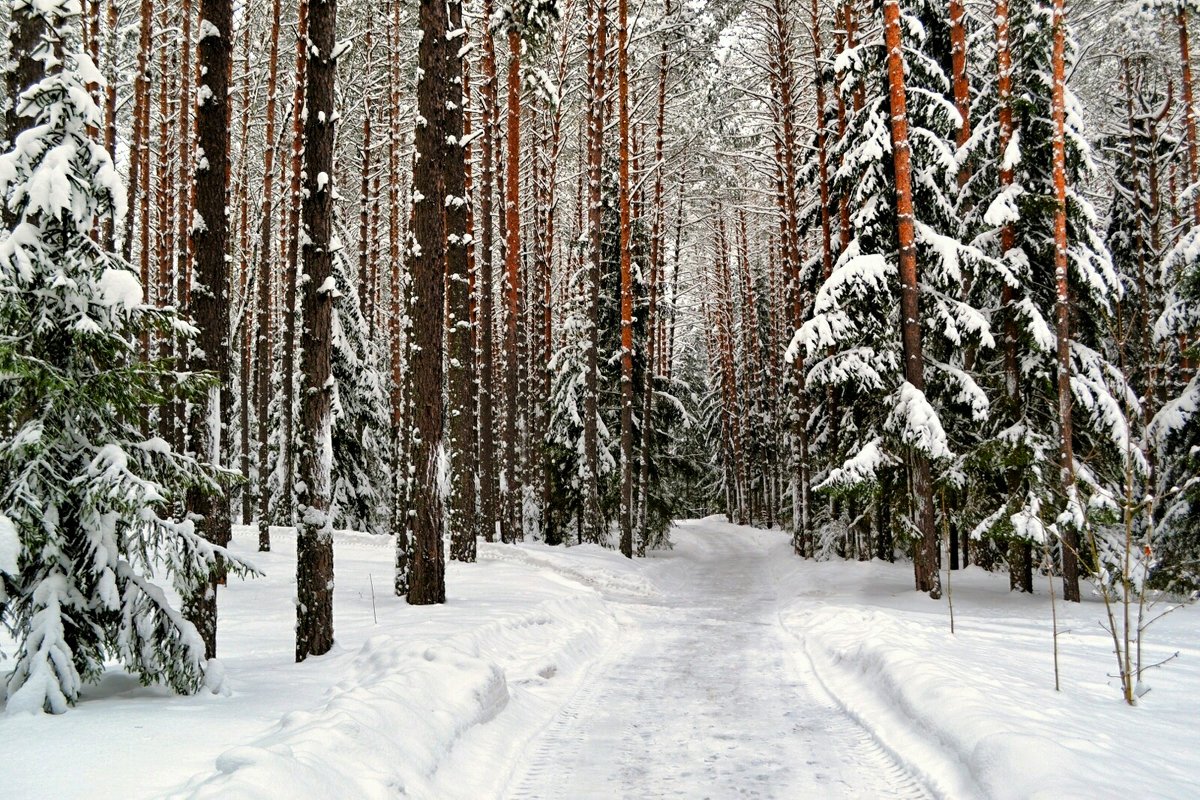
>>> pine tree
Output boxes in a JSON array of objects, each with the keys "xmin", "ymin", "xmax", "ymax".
[
  {"xmin": 960, "ymin": 0, "xmax": 1131, "ymax": 599},
  {"xmin": 0, "ymin": 1, "xmax": 250, "ymax": 712},
  {"xmin": 797, "ymin": 0, "xmax": 993, "ymax": 594}
]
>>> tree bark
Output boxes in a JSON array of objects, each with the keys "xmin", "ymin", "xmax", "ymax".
[
  {"xmin": 616, "ymin": 0, "xmax": 636, "ymax": 558},
  {"xmin": 502, "ymin": 30, "xmax": 523, "ymax": 545},
  {"xmin": 406, "ymin": 0, "xmax": 450, "ymax": 605},
  {"xmin": 637, "ymin": 4, "xmax": 671, "ymax": 549},
  {"xmin": 295, "ymin": 0, "xmax": 339, "ymax": 659},
  {"xmin": 256, "ymin": 0, "xmax": 284, "ymax": 552},
  {"xmin": 184, "ymin": 0, "xmax": 234, "ymax": 659},
  {"xmin": 1180, "ymin": 6, "xmax": 1200, "ymax": 225},
  {"xmin": 582, "ymin": 0, "xmax": 608, "ymax": 545},
  {"xmin": 477, "ymin": 0, "xmax": 501, "ymax": 544},
  {"xmin": 447, "ymin": 0, "xmax": 478, "ymax": 563},
  {"xmin": 950, "ymin": 0, "xmax": 971, "ymax": 186},
  {"xmin": 280, "ymin": 0, "xmax": 309, "ymax": 530},
  {"xmin": 121, "ymin": 0, "xmax": 153, "ymax": 268}
]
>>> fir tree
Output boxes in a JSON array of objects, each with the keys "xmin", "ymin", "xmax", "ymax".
[
  {"xmin": 960, "ymin": 0, "xmax": 1133, "ymax": 593},
  {"xmin": 330, "ymin": 241, "xmax": 391, "ymax": 536},
  {"xmin": 0, "ymin": 1, "xmax": 251, "ymax": 713},
  {"xmin": 796, "ymin": 0, "xmax": 994, "ymax": 578}
]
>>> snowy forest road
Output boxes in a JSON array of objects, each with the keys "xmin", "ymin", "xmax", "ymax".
[{"xmin": 494, "ymin": 521, "xmax": 933, "ymax": 800}]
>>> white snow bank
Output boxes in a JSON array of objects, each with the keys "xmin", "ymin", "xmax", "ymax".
[
  {"xmin": 184, "ymin": 638, "xmax": 510, "ymax": 799},
  {"xmin": 478, "ymin": 541, "xmax": 661, "ymax": 599},
  {"xmin": 777, "ymin": 559, "xmax": 1200, "ymax": 800},
  {"xmin": 176, "ymin": 539, "xmax": 620, "ymax": 799},
  {"xmin": 0, "ymin": 528, "xmax": 623, "ymax": 800}
]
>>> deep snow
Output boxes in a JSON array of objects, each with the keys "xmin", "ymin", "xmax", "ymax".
[{"xmin": 1, "ymin": 519, "xmax": 1197, "ymax": 799}]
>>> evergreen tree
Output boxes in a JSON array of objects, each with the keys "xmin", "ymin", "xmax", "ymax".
[
  {"xmin": 330, "ymin": 241, "xmax": 392, "ymax": 536},
  {"xmin": 0, "ymin": 1, "xmax": 250, "ymax": 713},
  {"xmin": 960, "ymin": 0, "xmax": 1132, "ymax": 594},
  {"xmin": 797, "ymin": 0, "xmax": 994, "ymax": 581}
]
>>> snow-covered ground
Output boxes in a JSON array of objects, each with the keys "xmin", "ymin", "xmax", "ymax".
[{"xmin": 2, "ymin": 519, "xmax": 1197, "ymax": 798}]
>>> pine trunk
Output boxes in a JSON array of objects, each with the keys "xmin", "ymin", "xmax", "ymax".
[
  {"xmin": 582, "ymin": 0, "xmax": 608, "ymax": 545},
  {"xmin": 883, "ymin": 0, "xmax": 941, "ymax": 599},
  {"xmin": 617, "ymin": 0, "xmax": 636, "ymax": 558},
  {"xmin": 477, "ymin": 0, "xmax": 500, "ymax": 544},
  {"xmin": 281, "ymin": 0, "xmax": 309, "ymax": 530},
  {"xmin": 184, "ymin": 0, "xmax": 234, "ymax": 660},
  {"xmin": 407, "ymin": 0, "xmax": 449, "ymax": 605},
  {"xmin": 256, "ymin": 0, "xmax": 283, "ymax": 552},
  {"xmin": 295, "ymin": 0, "xmax": 339, "ymax": 659},
  {"xmin": 502, "ymin": 30, "xmax": 523, "ymax": 545},
  {"xmin": 447, "ymin": 0, "xmax": 478, "ymax": 563}
]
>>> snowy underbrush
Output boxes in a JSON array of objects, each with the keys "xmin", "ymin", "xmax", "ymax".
[
  {"xmin": 1, "ymin": 528, "xmax": 626, "ymax": 799},
  {"xmin": 777, "ymin": 558, "xmax": 1199, "ymax": 799}
]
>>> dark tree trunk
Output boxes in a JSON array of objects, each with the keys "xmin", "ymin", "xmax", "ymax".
[
  {"xmin": 184, "ymin": 0, "xmax": 234, "ymax": 660},
  {"xmin": 447, "ymin": 0, "xmax": 478, "ymax": 564},
  {"xmin": 582, "ymin": 0, "xmax": 607, "ymax": 545},
  {"xmin": 477, "ymin": 0, "xmax": 500, "ymax": 544},
  {"xmin": 617, "ymin": 0, "xmax": 635, "ymax": 559},
  {"xmin": 3, "ymin": 2, "xmax": 45, "ymax": 164},
  {"xmin": 406, "ymin": 0, "xmax": 449, "ymax": 605},
  {"xmin": 256, "ymin": 0, "xmax": 284, "ymax": 553},
  {"xmin": 280, "ymin": 0, "xmax": 310, "ymax": 530},
  {"xmin": 295, "ymin": 0, "xmax": 339, "ymax": 660}
]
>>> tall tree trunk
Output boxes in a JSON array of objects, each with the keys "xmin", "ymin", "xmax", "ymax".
[
  {"xmin": 637, "ymin": 5, "xmax": 671, "ymax": 550},
  {"xmin": 1050, "ymin": 0, "xmax": 1080, "ymax": 603},
  {"xmin": 617, "ymin": 0, "xmax": 636, "ymax": 558},
  {"xmin": 1180, "ymin": 6, "xmax": 1200, "ymax": 226},
  {"xmin": 358, "ymin": 16, "xmax": 375, "ymax": 323},
  {"xmin": 1179, "ymin": 5, "xmax": 1199, "ymax": 380},
  {"xmin": 122, "ymin": 0, "xmax": 153, "ymax": 267},
  {"xmin": 882, "ymin": 0, "xmax": 940, "ymax": 599},
  {"xmin": 582, "ymin": 0, "xmax": 608, "ymax": 545},
  {"xmin": 256, "ymin": 0, "xmax": 284, "ymax": 552},
  {"xmin": 235, "ymin": 11, "xmax": 254, "ymax": 527},
  {"xmin": 406, "ymin": 0, "xmax": 449, "ymax": 605},
  {"xmin": 155, "ymin": 2, "xmax": 176, "ymax": 443},
  {"xmin": 295, "ymin": 0, "xmax": 339, "ymax": 659},
  {"xmin": 386, "ymin": 0, "xmax": 411, "ymax": 591},
  {"xmin": 281, "ymin": 0, "xmax": 310, "ymax": 529},
  {"xmin": 770, "ymin": 0, "xmax": 811, "ymax": 555},
  {"xmin": 447, "ymin": 0, "xmax": 479, "ymax": 563},
  {"xmin": 477, "ymin": 0, "xmax": 500, "ymax": 544},
  {"xmin": 131, "ymin": 0, "xmax": 153, "ymax": 359},
  {"xmin": 502, "ymin": 30, "xmax": 523, "ymax": 544},
  {"xmin": 995, "ymin": 0, "xmax": 1030, "ymax": 593},
  {"xmin": 173, "ymin": 0, "xmax": 195, "ymax": 450},
  {"xmin": 184, "ymin": 0, "xmax": 234, "ymax": 660}
]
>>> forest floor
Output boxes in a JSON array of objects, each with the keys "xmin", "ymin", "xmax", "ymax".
[{"xmin": 1, "ymin": 519, "xmax": 1197, "ymax": 798}]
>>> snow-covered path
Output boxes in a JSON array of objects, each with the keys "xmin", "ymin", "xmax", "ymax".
[{"xmin": 499, "ymin": 522, "xmax": 930, "ymax": 800}]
